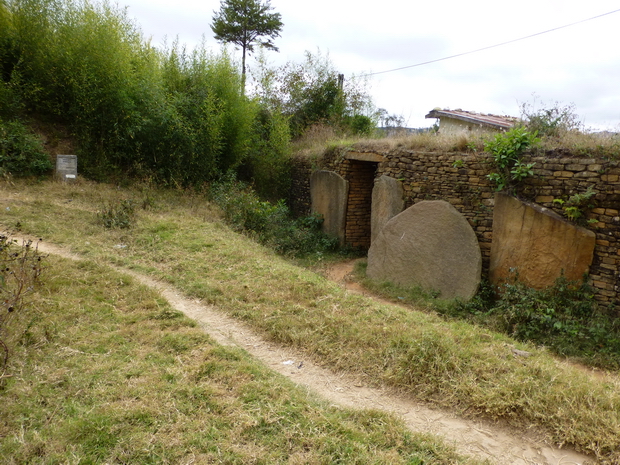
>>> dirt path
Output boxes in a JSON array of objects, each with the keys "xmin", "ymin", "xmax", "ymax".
[{"xmin": 34, "ymin": 241, "xmax": 593, "ymax": 465}]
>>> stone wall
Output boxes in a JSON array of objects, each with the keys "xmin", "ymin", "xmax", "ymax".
[
  {"xmin": 288, "ymin": 157, "xmax": 313, "ymax": 217},
  {"xmin": 517, "ymin": 155, "xmax": 620, "ymax": 307},
  {"xmin": 290, "ymin": 146, "xmax": 620, "ymax": 310}
]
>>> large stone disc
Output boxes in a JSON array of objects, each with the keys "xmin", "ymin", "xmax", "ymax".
[{"xmin": 367, "ymin": 200, "xmax": 482, "ymax": 300}]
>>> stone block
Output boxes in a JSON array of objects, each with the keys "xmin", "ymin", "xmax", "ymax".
[
  {"xmin": 310, "ymin": 170, "xmax": 349, "ymax": 244},
  {"xmin": 367, "ymin": 200, "xmax": 482, "ymax": 300},
  {"xmin": 489, "ymin": 193, "xmax": 596, "ymax": 289},
  {"xmin": 370, "ymin": 175, "xmax": 404, "ymax": 244},
  {"xmin": 543, "ymin": 164, "xmax": 564, "ymax": 171},
  {"xmin": 574, "ymin": 171, "xmax": 598, "ymax": 178}
]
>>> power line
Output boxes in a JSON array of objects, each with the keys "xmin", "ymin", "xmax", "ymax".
[{"xmin": 360, "ymin": 8, "xmax": 620, "ymax": 78}]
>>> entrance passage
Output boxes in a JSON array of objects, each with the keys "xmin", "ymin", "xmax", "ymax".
[{"xmin": 344, "ymin": 160, "xmax": 377, "ymax": 249}]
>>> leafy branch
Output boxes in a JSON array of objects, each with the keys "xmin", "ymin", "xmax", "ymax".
[{"xmin": 485, "ymin": 126, "xmax": 539, "ymax": 191}]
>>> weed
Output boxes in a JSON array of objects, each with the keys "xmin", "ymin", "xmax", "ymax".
[
  {"xmin": 451, "ymin": 272, "xmax": 620, "ymax": 370},
  {"xmin": 0, "ymin": 234, "xmax": 45, "ymax": 375},
  {"xmin": 484, "ymin": 126, "xmax": 539, "ymax": 191},
  {"xmin": 553, "ymin": 186, "xmax": 597, "ymax": 224},
  {"xmin": 520, "ymin": 97, "xmax": 583, "ymax": 137},
  {"xmin": 98, "ymin": 199, "xmax": 135, "ymax": 229}
]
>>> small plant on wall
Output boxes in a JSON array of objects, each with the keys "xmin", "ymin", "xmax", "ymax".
[
  {"xmin": 485, "ymin": 126, "xmax": 539, "ymax": 191},
  {"xmin": 553, "ymin": 186, "xmax": 597, "ymax": 224}
]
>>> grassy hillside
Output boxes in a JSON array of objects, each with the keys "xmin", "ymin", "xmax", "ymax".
[
  {"xmin": 1, "ymin": 178, "xmax": 619, "ymax": 463},
  {"xmin": 0, "ymin": 182, "xmax": 480, "ymax": 464},
  {"xmin": 1, "ymin": 253, "xmax": 477, "ymax": 464}
]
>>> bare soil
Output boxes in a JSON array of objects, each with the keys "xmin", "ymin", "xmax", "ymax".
[{"xmin": 34, "ymin": 242, "xmax": 593, "ymax": 465}]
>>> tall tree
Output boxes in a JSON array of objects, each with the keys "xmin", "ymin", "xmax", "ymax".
[{"xmin": 211, "ymin": 0, "xmax": 283, "ymax": 89}]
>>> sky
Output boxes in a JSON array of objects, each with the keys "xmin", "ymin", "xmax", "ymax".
[{"xmin": 120, "ymin": 0, "xmax": 620, "ymax": 131}]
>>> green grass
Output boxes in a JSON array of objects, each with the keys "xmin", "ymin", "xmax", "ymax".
[
  {"xmin": 2, "ymin": 178, "xmax": 620, "ymax": 463},
  {"xmin": 352, "ymin": 261, "xmax": 620, "ymax": 371},
  {"xmin": 0, "ymin": 254, "xmax": 477, "ymax": 464}
]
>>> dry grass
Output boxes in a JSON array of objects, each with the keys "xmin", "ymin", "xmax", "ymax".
[
  {"xmin": 290, "ymin": 123, "xmax": 362, "ymax": 162},
  {"xmin": 353, "ymin": 132, "xmax": 484, "ymax": 153},
  {"xmin": 292, "ymin": 126, "xmax": 620, "ymax": 159},
  {"xmin": 536, "ymin": 129, "xmax": 620, "ymax": 158},
  {"xmin": 2, "ymin": 178, "xmax": 620, "ymax": 462},
  {"xmin": 0, "ymin": 252, "xmax": 478, "ymax": 464}
]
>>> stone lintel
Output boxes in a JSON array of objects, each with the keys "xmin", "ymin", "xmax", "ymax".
[{"xmin": 344, "ymin": 151, "xmax": 385, "ymax": 163}]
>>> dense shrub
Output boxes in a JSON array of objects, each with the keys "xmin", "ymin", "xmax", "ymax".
[
  {"xmin": 129, "ymin": 44, "xmax": 255, "ymax": 186},
  {"xmin": 450, "ymin": 274, "xmax": 620, "ymax": 370},
  {"xmin": 98, "ymin": 198, "xmax": 136, "ymax": 229},
  {"xmin": 252, "ymin": 50, "xmax": 376, "ymax": 139},
  {"xmin": 209, "ymin": 174, "xmax": 339, "ymax": 257},
  {"xmin": 0, "ymin": 118, "xmax": 52, "ymax": 176},
  {"xmin": 485, "ymin": 126, "xmax": 539, "ymax": 191},
  {"xmin": 1, "ymin": 0, "xmax": 275, "ymax": 185},
  {"xmin": 2, "ymin": 1, "xmax": 378, "ymax": 186},
  {"xmin": 520, "ymin": 99, "xmax": 583, "ymax": 137},
  {"xmin": 238, "ymin": 107, "xmax": 291, "ymax": 200}
]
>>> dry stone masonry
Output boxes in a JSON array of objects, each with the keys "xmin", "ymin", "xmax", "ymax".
[{"xmin": 294, "ymin": 146, "xmax": 619, "ymax": 310}]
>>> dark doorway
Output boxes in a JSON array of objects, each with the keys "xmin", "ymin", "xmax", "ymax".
[{"xmin": 344, "ymin": 160, "xmax": 377, "ymax": 250}]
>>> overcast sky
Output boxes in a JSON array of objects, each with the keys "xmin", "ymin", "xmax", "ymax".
[{"xmin": 120, "ymin": 0, "xmax": 620, "ymax": 130}]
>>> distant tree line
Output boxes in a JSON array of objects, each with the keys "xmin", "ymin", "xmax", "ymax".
[{"xmin": 0, "ymin": 0, "xmax": 376, "ymax": 198}]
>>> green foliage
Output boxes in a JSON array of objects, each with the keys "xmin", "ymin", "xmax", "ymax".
[
  {"xmin": 252, "ymin": 50, "xmax": 375, "ymax": 138},
  {"xmin": 0, "ymin": 3, "xmax": 21, "ymax": 118},
  {"xmin": 211, "ymin": 0, "xmax": 283, "ymax": 80},
  {"xmin": 210, "ymin": 174, "xmax": 339, "ymax": 257},
  {"xmin": 0, "ymin": 235, "xmax": 44, "ymax": 373},
  {"xmin": 134, "ymin": 43, "xmax": 255, "ymax": 185},
  {"xmin": 451, "ymin": 274, "xmax": 620, "ymax": 370},
  {"xmin": 521, "ymin": 97, "xmax": 582, "ymax": 137},
  {"xmin": 0, "ymin": 82, "xmax": 22, "ymax": 119},
  {"xmin": 238, "ymin": 106, "xmax": 291, "ymax": 200},
  {"xmin": 0, "ymin": 118, "xmax": 52, "ymax": 176},
  {"xmin": 344, "ymin": 113, "xmax": 374, "ymax": 136},
  {"xmin": 2, "ymin": 0, "xmax": 272, "ymax": 186},
  {"xmin": 98, "ymin": 199, "xmax": 135, "ymax": 229},
  {"xmin": 7, "ymin": 0, "xmax": 157, "ymax": 175},
  {"xmin": 484, "ymin": 126, "xmax": 539, "ymax": 191},
  {"xmin": 553, "ymin": 186, "xmax": 597, "ymax": 223}
]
